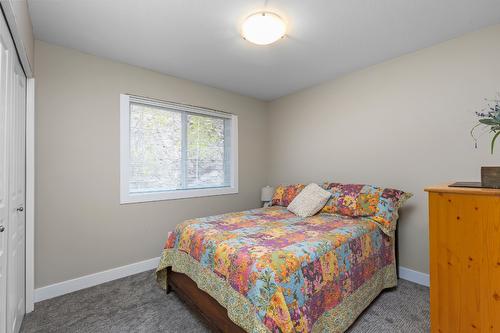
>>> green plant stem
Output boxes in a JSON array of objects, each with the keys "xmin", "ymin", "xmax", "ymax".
[
  {"xmin": 470, "ymin": 123, "xmax": 482, "ymax": 141},
  {"xmin": 491, "ymin": 131, "xmax": 500, "ymax": 154}
]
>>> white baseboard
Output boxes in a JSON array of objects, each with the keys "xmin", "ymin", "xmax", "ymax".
[
  {"xmin": 398, "ymin": 266, "xmax": 430, "ymax": 287},
  {"xmin": 34, "ymin": 257, "xmax": 428, "ymax": 303},
  {"xmin": 34, "ymin": 257, "xmax": 160, "ymax": 303}
]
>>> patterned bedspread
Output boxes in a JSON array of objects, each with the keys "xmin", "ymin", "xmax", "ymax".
[{"xmin": 156, "ymin": 206, "xmax": 396, "ymax": 333}]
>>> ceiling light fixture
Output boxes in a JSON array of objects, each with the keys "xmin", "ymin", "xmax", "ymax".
[{"xmin": 241, "ymin": 12, "xmax": 286, "ymax": 45}]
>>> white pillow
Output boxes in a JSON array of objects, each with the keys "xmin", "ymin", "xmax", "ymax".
[{"xmin": 287, "ymin": 183, "xmax": 331, "ymax": 217}]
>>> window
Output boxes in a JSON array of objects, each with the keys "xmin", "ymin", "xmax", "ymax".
[{"xmin": 120, "ymin": 94, "xmax": 238, "ymax": 203}]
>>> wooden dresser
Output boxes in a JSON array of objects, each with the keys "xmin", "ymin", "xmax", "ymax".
[{"xmin": 425, "ymin": 184, "xmax": 500, "ymax": 332}]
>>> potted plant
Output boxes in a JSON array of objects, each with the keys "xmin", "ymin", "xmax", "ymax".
[{"xmin": 471, "ymin": 95, "xmax": 500, "ymax": 188}]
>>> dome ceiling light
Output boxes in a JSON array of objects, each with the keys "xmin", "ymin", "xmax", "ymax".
[{"xmin": 241, "ymin": 12, "xmax": 286, "ymax": 45}]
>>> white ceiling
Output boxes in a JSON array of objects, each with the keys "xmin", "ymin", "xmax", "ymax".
[{"xmin": 28, "ymin": 0, "xmax": 500, "ymax": 101}]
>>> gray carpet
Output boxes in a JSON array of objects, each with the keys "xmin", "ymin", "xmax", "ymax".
[{"xmin": 21, "ymin": 271, "xmax": 429, "ymax": 332}]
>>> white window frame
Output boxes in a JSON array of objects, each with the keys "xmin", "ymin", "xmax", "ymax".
[{"xmin": 120, "ymin": 94, "xmax": 238, "ymax": 204}]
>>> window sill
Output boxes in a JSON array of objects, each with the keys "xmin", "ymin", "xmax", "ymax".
[{"xmin": 120, "ymin": 186, "xmax": 238, "ymax": 204}]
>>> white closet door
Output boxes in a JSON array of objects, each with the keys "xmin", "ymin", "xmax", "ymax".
[
  {"xmin": 7, "ymin": 60, "xmax": 25, "ymax": 333},
  {"xmin": 0, "ymin": 9, "xmax": 13, "ymax": 333},
  {"xmin": 0, "ymin": 7, "xmax": 26, "ymax": 333}
]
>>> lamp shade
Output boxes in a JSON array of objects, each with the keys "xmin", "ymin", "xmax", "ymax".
[
  {"xmin": 241, "ymin": 12, "xmax": 286, "ymax": 46},
  {"xmin": 261, "ymin": 186, "xmax": 274, "ymax": 202}
]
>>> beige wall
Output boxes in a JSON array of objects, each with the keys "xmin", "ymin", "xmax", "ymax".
[
  {"xmin": 268, "ymin": 24, "xmax": 500, "ymax": 274},
  {"xmin": 35, "ymin": 24, "xmax": 500, "ymax": 286},
  {"xmin": 34, "ymin": 40, "xmax": 269, "ymax": 288}
]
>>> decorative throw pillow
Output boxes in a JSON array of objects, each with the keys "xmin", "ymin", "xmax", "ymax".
[
  {"xmin": 321, "ymin": 183, "xmax": 381, "ymax": 216},
  {"xmin": 322, "ymin": 182, "xmax": 412, "ymax": 234},
  {"xmin": 287, "ymin": 183, "xmax": 331, "ymax": 217},
  {"xmin": 371, "ymin": 188, "xmax": 412, "ymax": 234},
  {"xmin": 271, "ymin": 184, "xmax": 305, "ymax": 207}
]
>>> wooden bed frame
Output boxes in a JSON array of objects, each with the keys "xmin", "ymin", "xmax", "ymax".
[
  {"xmin": 165, "ymin": 229, "xmax": 399, "ymax": 333},
  {"xmin": 166, "ymin": 267, "xmax": 246, "ymax": 333}
]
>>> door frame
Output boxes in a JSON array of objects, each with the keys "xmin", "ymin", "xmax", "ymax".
[
  {"xmin": 25, "ymin": 78, "xmax": 34, "ymax": 313},
  {"xmin": 0, "ymin": 1, "xmax": 35, "ymax": 314}
]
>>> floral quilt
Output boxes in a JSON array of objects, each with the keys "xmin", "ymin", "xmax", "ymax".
[{"xmin": 156, "ymin": 206, "xmax": 397, "ymax": 333}]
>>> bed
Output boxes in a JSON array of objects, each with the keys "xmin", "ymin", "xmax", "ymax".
[{"xmin": 156, "ymin": 204, "xmax": 399, "ymax": 333}]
